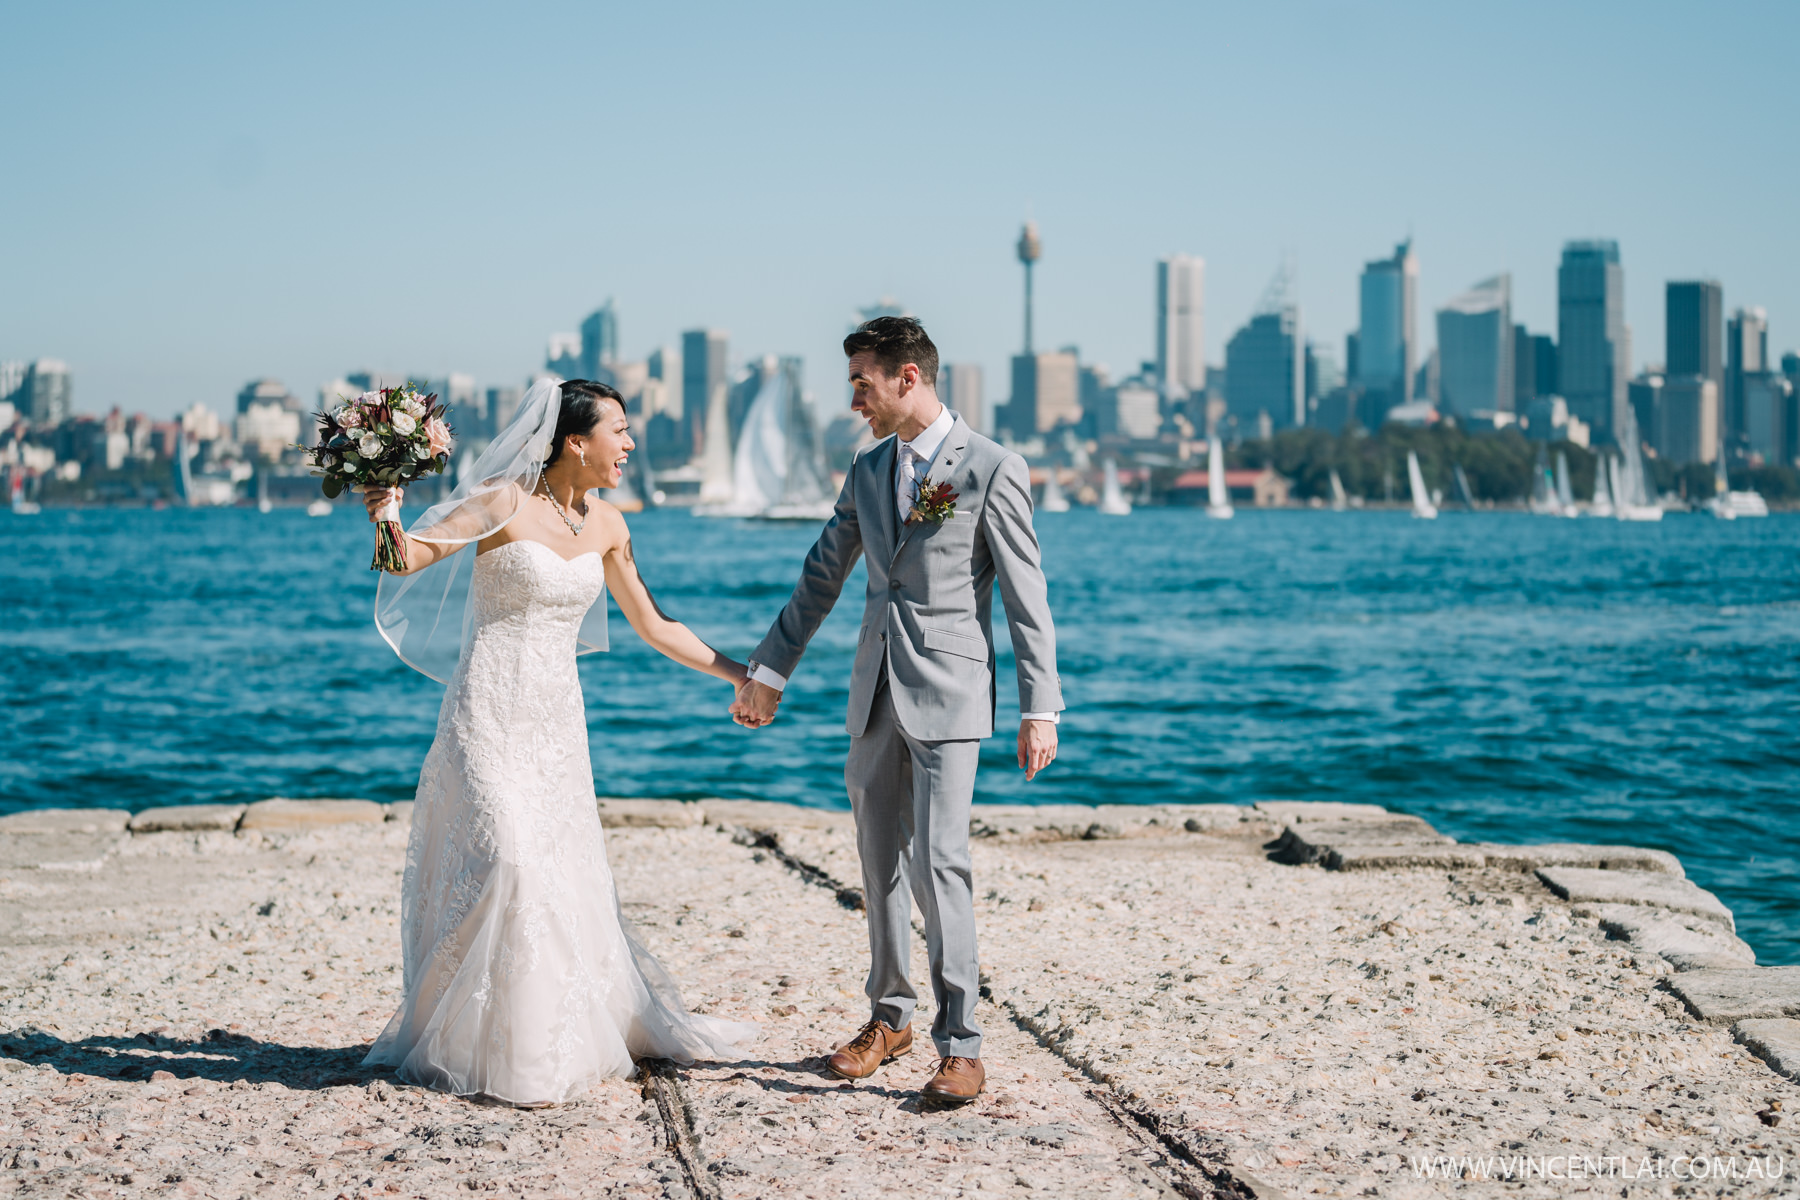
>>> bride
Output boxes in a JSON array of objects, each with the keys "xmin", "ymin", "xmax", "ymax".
[{"xmin": 357, "ymin": 377, "xmax": 756, "ymax": 1106}]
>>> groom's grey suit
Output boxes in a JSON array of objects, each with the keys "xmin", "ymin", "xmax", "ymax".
[{"xmin": 751, "ymin": 410, "xmax": 1063, "ymax": 1057}]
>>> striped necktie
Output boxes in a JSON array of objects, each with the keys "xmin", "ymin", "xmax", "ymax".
[{"xmin": 896, "ymin": 442, "xmax": 918, "ymax": 523}]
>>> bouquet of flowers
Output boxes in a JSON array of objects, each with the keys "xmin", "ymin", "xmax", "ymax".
[{"xmin": 301, "ymin": 385, "xmax": 454, "ymax": 572}]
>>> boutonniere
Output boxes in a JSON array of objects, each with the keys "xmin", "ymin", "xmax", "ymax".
[{"xmin": 908, "ymin": 480, "xmax": 959, "ymax": 525}]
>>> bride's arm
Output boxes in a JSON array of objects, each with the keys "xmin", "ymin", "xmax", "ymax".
[
  {"xmin": 600, "ymin": 509, "xmax": 747, "ymax": 686},
  {"xmin": 361, "ymin": 487, "xmax": 461, "ymax": 575}
]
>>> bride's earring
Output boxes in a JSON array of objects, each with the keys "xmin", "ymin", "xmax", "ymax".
[{"xmin": 577, "ymin": 446, "xmax": 587, "ymax": 467}]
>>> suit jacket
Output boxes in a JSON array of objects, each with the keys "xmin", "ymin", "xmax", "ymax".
[{"xmin": 752, "ymin": 412, "xmax": 1063, "ymax": 741}]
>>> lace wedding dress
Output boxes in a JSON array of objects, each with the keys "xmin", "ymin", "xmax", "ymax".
[{"xmin": 364, "ymin": 538, "xmax": 756, "ymax": 1104}]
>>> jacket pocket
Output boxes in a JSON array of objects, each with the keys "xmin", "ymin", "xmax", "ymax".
[{"xmin": 921, "ymin": 626, "xmax": 987, "ymax": 662}]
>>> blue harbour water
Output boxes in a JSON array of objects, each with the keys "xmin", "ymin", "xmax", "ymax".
[{"xmin": 2, "ymin": 506, "xmax": 1797, "ymax": 965}]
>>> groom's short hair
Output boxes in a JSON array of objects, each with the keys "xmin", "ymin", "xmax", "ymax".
[{"xmin": 844, "ymin": 316, "xmax": 938, "ymax": 387}]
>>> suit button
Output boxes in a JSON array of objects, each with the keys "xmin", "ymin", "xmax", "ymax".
[
  {"xmin": 879, "ymin": 633, "xmax": 886, "ymax": 641},
  {"xmin": 889, "ymin": 579, "xmax": 901, "ymax": 590}
]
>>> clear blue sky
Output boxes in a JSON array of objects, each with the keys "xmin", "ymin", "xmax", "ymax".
[{"xmin": 4, "ymin": 1, "xmax": 1797, "ymax": 420}]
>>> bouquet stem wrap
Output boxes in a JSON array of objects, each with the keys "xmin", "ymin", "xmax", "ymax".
[{"xmin": 371, "ymin": 499, "xmax": 408, "ymax": 573}]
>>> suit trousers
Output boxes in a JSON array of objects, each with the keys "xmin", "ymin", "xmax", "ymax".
[{"xmin": 843, "ymin": 676, "xmax": 983, "ymax": 1058}]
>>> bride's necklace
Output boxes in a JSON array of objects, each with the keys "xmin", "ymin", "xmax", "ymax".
[{"xmin": 538, "ymin": 479, "xmax": 588, "ymax": 536}]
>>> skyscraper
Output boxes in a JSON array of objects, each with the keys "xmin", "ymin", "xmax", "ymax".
[
  {"xmin": 1005, "ymin": 352, "xmax": 1079, "ymax": 438},
  {"xmin": 24, "ymin": 359, "xmax": 71, "ymax": 426},
  {"xmin": 1513, "ymin": 327, "xmax": 1557, "ymax": 410},
  {"xmin": 1726, "ymin": 306, "xmax": 1769, "ymax": 458},
  {"xmin": 681, "ymin": 329, "xmax": 729, "ymax": 460},
  {"xmin": 1224, "ymin": 308, "xmax": 1303, "ymax": 434},
  {"xmin": 1354, "ymin": 239, "xmax": 1417, "ymax": 427},
  {"xmin": 580, "ymin": 302, "xmax": 619, "ymax": 380},
  {"xmin": 939, "ymin": 363, "xmax": 985, "ymax": 434},
  {"xmin": 1665, "ymin": 281, "xmax": 1723, "ymax": 390},
  {"xmin": 1436, "ymin": 275, "xmax": 1514, "ymax": 417},
  {"xmin": 1556, "ymin": 240, "xmax": 1628, "ymax": 445},
  {"xmin": 546, "ymin": 333, "xmax": 582, "ymax": 380},
  {"xmin": 1155, "ymin": 255, "xmax": 1205, "ymax": 400},
  {"xmin": 1656, "ymin": 376, "xmax": 1719, "ymax": 465}
]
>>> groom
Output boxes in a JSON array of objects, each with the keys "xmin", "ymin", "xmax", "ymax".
[{"xmin": 731, "ymin": 315, "xmax": 1063, "ymax": 1103}]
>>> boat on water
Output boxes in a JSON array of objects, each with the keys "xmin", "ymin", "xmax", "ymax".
[
  {"xmin": 691, "ymin": 360, "xmax": 835, "ymax": 522},
  {"xmin": 1528, "ymin": 447, "xmax": 1561, "ymax": 515},
  {"xmin": 1407, "ymin": 451, "xmax": 1437, "ymax": 519},
  {"xmin": 1328, "ymin": 468, "xmax": 1348, "ymax": 512},
  {"xmin": 1552, "ymin": 451, "xmax": 1578, "ymax": 518},
  {"xmin": 1612, "ymin": 408, "xmax": 1663, "ymax": 522},
  {"xmin": 1205, "ymin": 437, "xmax": 1233, "ymax": 519},
  {"xmin": 305, "ymin": 498, "xmax": 333, "ymax": 517},
  {"xmin": 1589, "ymin": 455, "xmax": 1615, "ymax": 517},
  {"xmin": 1097, "ymin": 458, "xmax": 1131, "ymax": 516},
  {"xmin": 9, "ymin": 474, "xmax": 41, "ymax": 515},
  {"xmin": 1704, "ymin": 457, "xmax": 1768, "ymax": 519},
  {"xmin": 1038, "ymin": 469, "xmax": 1071, "ymax": 513},
  {"xmin": 1452, "ymin": 463, "xmax": 1477, "ymax": 510}
]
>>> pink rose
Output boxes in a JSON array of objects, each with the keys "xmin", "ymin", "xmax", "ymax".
[{"xmin": 424, "ymin": 416, "xmax": 452, "ymax": 457}]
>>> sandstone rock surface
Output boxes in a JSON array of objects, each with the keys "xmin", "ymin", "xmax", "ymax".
[
  {"xmin": 128, "ymin": 804, "xmax": 246, "ymax": 833},
  {"xmin": 1536, "ymin": 867, "xmax": 1736, "ymax": 929},
  {"xmin": 238, "ymin": 798, "xmax": 385, "ymax": 831},
  {"xmin": 1666, "ymin": 967, "xmax": 1800, "ymax": 1024},
  {"xmin": 0, "ymin": 808, "xmax": 130, "ymax": 835},
  {"xmin": 1733, "ymin": 1019, "xmax": 1800, "ymax": 1084}
]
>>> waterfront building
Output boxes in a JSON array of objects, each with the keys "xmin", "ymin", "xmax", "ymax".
[
  {"xmin": 1436, "ymin": 275, "xmax": 1514, "ymax": 417},
  {"xmin": 0, "ymin": 362, "xmax": 25, "ymax": 412},
  {"xmin": 1628, "ymin": 372, "xmax": 1662, "ymax": 447},
  {"xmin": 1513, "ymin": 327, "xmax": 1557, "ymax": 409},
  {"xmin": 580, "ymin": 302, "xmax": 619, "ymax": 380},
  {"xmin": 1224, "ymin": 307, "xmax": 1303, "ymax": 433},
  {"xmin": 546, "ymin": 332, "xmax": 582, "ymax": 380},
  {"xmin": 345, "ymin": 370, "xmax": 407, "ymax": 393},
  {"xmin": 682, "ymin": 329, "xmax": 729, "ymax": 461},
  {"xmin": 236, "ymin": 400, "xmax": 302, "ymax": 461},
  {"xmin": 23, "ymin": 360, "xmax": 71, "ymax": 427},
  {"xmin": 1354, "ymin": 239, "xmax": 1417, "ymax": 427},
  {"xmin": 1113, "ymin": 376, "xmax": 1162, "ymax": 441},
  {"xmin": 1557, "ymin": 240, "xmax": 1629, "ymax": 445},
  {"xmin": 1740, "ymin": 371, "xmax": 1793, "ymax": 465},
  {"xmin": 1726, "ymin": 306, "xmax": 1769, "ymax": 459},
  {"xmin": 939, "ymin": 363, "xmax": 985, "ymax": 434},
  {"xmin": 1666, "ymin": 281, "xmax": 1723, "ymax": 393},
  {"xmin": 1304, "ymin": 341, "xmax": 1343, "ymax": 408},
  {"xmin": 180, "ymin": 403, "xmax": 224, "ymax": 442},
  {"xmin": 1155, "ymin": 255, "xmax": 1206, "ymax": 400},
  {"xmin": 1656, "ymin": 376, "xmax": 1719, "ymax": 464},
  {"xmin": 1004, "ymin": 351, "xmax": 1080, "ymax": 438}
]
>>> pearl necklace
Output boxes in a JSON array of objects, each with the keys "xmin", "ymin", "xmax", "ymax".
[{"xmin": 539, "ymin": 480, "xmax": 588, "ymax": 536}]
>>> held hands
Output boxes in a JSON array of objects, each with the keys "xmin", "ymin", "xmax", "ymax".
[
  {"xmin": 1019, "ymin": 719, "xmax": 1058, "ymax": 781},
  {"xmin": 362, "ymin": 485, "xmax": 404, "ymax": 522},
  {"xmin": 730, "ymin": 679, "xmax": 782, "ymax": 729}
]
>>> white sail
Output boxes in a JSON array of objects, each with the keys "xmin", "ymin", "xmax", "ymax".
[
  {"xmin": 1329, "ymin": 468, "xmax": 1347, "ymax": 512},
  {"xmin": 1098, "ymin": 457, "xmax": 1131, "ymax": 516},
  {"xmin": 1407, "ymin": 450, "xmax": 1437, "ymax": 519},
  {"xmin": 694, "ymin": 381, "xmax": 736, "ymax": 509},
  {"xmin": 1590, "ymin": 455, "xmax": 1614, "ymax": 517},
  {"xmin": 1553, "ymin": 451, "xmax": 1578, "ymax": 517},
  {"xmin": 1205, "ymin": 436, "xmax": 1233, "ymax": 519},
  {"xmin": 1039, "ymin": 469, "xmax": 1071, "ymax": 512},
  {"xmin": 1614, "ymin": 406, "xmax": 1663, "ymax": 521}
]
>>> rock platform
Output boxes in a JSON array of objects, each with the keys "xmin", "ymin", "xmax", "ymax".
[{"xmin": 2, "ymin": 798, "xmax": 1797, "ymax": 1198}]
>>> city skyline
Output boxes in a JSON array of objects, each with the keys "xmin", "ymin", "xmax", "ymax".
[{"xmin": 4, "ymin": 2, "xmax": 1798, "ymax": 422}]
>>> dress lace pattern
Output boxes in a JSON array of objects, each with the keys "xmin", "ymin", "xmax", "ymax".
[{"xmin": 363, "ymin": 539, "xmax": 756, "ymax": 1104}]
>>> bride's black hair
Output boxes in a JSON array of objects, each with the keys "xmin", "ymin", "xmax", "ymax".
[{"xmin": 545, "ymin": 379, "xmax": 626, "ymax": 466}]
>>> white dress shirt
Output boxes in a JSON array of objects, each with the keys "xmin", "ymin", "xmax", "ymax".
[{"xmin": 750, "ymin": 403, "xmax": 1058, "ymax": 725}]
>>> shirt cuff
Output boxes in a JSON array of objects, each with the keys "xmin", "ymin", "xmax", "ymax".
[
  {"xmin": 1020, "ymin": 711, "xmax": 1060, "ymax": 724},
  {"xmin": 748, "ymin": 663, "xmax": 789, "ymax": 692}
]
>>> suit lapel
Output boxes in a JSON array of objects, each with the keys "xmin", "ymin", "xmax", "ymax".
[
  {"xmin": 892, "ymin": 414, "xmax": 971, "ymax": 563},
  {"xmin": 868, "ymin": 435, "xmax": 899, "ymax": 561}
]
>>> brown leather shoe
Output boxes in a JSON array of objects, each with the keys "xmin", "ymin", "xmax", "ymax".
[
  {"xmin": 922, "ymin": 1056, "xmax": 984, "ymax": 1103},
  {"xmin": 826, "ymin": 1019, "xmax": 912, "ymax": 1080}
]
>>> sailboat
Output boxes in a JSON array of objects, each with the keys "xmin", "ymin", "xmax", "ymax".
[
  {"xmin": 256, "ymin": 470, "xmax": 273, "ymax": 514},
  {"xmin": 692, "ymin": 381, "xmax": 738, "ymax": 514},
  {"xmin": 1452, "ymin": 463, "xmax": 1476, "ymax": 510},
  {"xmin": 1407, "ymin": 450, "xmax": 1437, "ymax": 519},
  {"xmin": 1528, "ymin": 446, "xmax": 1559, "ymax": 515},
  {"xmin": 1098, "ymin": 458, "xmax": 1132, "ymax": 516},
  {"xmin": 306, "ymin": 497, "xmax": 333, "ymax": 517},
  {"xmin": 1328, "ymin": 468, "xmax": 1348, "ymax": 512},
  {"xmin": 9, "ymin": 474, "xmax": 40, "ymax": 515},
  {"xmin": 1205, "ymin": 436, "xmax": 1233, "ymax": 519},
  {"xmin": 1038, "ymin": 469, "xmax": 1071, "ymax": 513},
  {"xmin": 1705, "ymin": 457, "xmax": 1769, "ymax": 519},
  {"xmin": 1552, "ymin": 451, "xmax": 1578, "ymax": 518},
  {"xmin": 1589, "ymin": 455, "xmax": 1614, "ymax": 518},
  {"xmin": 1613, "ymin": 407, "xmax": 1663, "ymax": 522}
]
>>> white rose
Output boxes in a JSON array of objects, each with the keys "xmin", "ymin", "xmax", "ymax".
[
  {"xmin": 392, "ymin": 411, "xmax": 417, "ymax": 435},
  {"xmin": 358, "ymin": 433, "xmax": 383, "ymax": 457},
  {"xmin": 414, "ymin": 444, "xmax": 432, "ymax": 460},
  {"xmin": 402, "ymin": 397, "xmax": 426, "ymax": 417},
  {"xmin": 357, "ymin": 391, "xmax": 381, "ymax": 405}
]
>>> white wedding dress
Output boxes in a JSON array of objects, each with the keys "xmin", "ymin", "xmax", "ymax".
[{"xmin": 364, "ymin": 538, "xmax": 756, "ymax": 1104}]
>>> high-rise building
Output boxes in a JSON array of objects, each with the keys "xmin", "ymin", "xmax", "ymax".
[
  {"xmin": 1436, "ymin": 275, "xmax": 1513, "ymax": 417},
  {"xmin": 1726, "ymin": 306, "xmax": 1769, "ymax": 459},
  {"xmin": 1557, "ymin": 240, "xmax": 1628, "ymax": 445},
  {"xmin": 1740, "ymin": 371, "xmax": 1793, "ymax": 465},
  {"xmin": 1005, "ymin": 352, "xmax": 1079, "ymax": 438},
  {"xmin": 1513, "ymin": 327, "xmax": 1557, "ymax": 409},
  {"xmin": 24, "ymin": 360, "xmax": 71, "ymax": 427},
  {"xmin": 1628, "ymin": 372, "xmax": 1662, "ymax": 446},
  {"xmin": 1666, "ymin": 281, "xmax": 1723, "ymax": 392},
  {"xmin": 0, "ymin": 361, "xmax": 26, "ymax": 413},
  {"xmin": 1354, "ymin": 239, "xmax": 1417, "ymax": 426},
  {"xmin": 939, "ymin": 363, "xmax": 985, "ymax": 434},
  {"xmin": 485, "ymin": 386, "xmax": 522, "ymax": 436},
  {"xmin": 1224, "ymin": 307, "xmax": 1303, "ymax": 433},
  {"xmin": 1656, "ymin": 376, "xmax": 1719, "ymax": 465},
  {"xmin": 546, "ymin": 333, "xmax": 582, "ymax": 379},
  {"xmin": 1304, "ymin": 341, "xmax": 1343, "ymax": 406},
  {"xmin": 1112, "ymin": 376, "xmax": 1162, "ymax": 441},
  {"xmin": 646, "ymin": 346, "xmax": 681, "ymax": 420},
  {"xmin": 580, "ymin": 302, "xmax": 619, "ymax": 380},
  {"xmin": 681, "ymin": 329, "xmax": 729, "ymax": 459},
  {"xmin": 1155, "ymin": 255, "xmax": 1205, "ymax": 399}
]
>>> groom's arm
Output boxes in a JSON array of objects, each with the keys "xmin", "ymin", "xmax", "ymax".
[
  {"xmin": 982, "ymin": 453, "xmax": 1064, "ymax": 720},
  {"xmin": 743, "ymin": 463, "xmax": 865, "ymax": 697}
]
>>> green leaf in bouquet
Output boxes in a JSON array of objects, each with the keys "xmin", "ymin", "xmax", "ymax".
[{"xmin": 322, "ymin": 475, "xmax": 344, "ymax": 499}]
